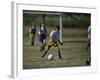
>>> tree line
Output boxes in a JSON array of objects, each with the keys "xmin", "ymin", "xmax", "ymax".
[{"xmin": 23, "ymin": 12, "xmax": 90, "ymax": 28}]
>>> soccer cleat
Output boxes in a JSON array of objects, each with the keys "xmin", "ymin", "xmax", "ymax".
[
  {"xmin": 42, "ymin": 51, "xmax": 47, "ymax": 58},
  {"xmin": 41, "ymin": 54, "xmax": 45, "ymax": 58}
]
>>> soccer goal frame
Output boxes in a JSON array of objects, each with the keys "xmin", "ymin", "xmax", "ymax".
[{"xmin": 23, "ymin": 11, "xmax": 63, "ymax": 42}]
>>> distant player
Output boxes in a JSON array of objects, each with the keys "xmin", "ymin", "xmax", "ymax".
[
  {"xmin": 86, "ymin": 25, "xmax": 91, "ymax": 65},
  {"xmin": 86, "ymin": 25, "xmax": 91, "ymax": 49},
  {"xmin": 38, "ymin": 24, "xmax": 47, "ymax": 52},
  {"xmin": 29, "ymin": 24, "xmax": 36, "ymax": 46},
  {"xmin": 42, "ymin": 25, "xmax": 63, "ymax": 59}
]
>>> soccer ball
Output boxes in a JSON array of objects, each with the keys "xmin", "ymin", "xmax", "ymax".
[{"xmin": 47, "ymin": 54, "xmax": 54, "ymax": 60}]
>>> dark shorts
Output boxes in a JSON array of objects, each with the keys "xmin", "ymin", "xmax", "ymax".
[{"xmin": 39, "ymin": 35, "xmax": 46, "ymax": 43}]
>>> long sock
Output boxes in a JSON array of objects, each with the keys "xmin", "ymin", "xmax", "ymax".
[{"xmin": 58, "ymin": 50, "xmax": 62, "ymax": 59}]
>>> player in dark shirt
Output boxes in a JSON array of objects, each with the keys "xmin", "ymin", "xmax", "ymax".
[
  {"xmin": 38, "ymin": 24, "xmax": 47, "ymax": 52},
  {"xmin": 29, "ymin": 24, "xmax": 36, "ymax": 46}
]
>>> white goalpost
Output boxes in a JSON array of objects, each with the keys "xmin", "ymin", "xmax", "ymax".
[{"xmin": 23, "ymin": 11, "xmax": 63, "ymax": 43}]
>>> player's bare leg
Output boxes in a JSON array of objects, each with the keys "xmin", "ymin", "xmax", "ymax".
[{"xmin": 42, "ymin": 46, "xmax": 51, "ymax": 57}]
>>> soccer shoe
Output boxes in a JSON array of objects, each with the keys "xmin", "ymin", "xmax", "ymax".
[{"xmin": 42, "ymin": 52, "xmax": 47, "ymax": 58}]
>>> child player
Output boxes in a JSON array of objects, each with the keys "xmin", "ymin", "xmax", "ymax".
[
  {"xmin": 29, "ymin": 24, "xmax": 36, "ymax": 46},
  {"xmin": 39, "ymin": 24, "xmax": 47, "ymax": 52},
  {"xmin": 42, "ymin": 25, "xmax": 63, "ymax": 59},
  {"xmin": 86, "ymin": 25, "xmax": 91, "ymax": 65},
  {"xmin": 86, "ymin": 25, "xmax": 91, "ymax": 49}
]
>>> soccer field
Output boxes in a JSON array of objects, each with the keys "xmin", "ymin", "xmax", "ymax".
[{"xmin": 23, "ymin": 35, "xmax": 90, "ymax": 69}]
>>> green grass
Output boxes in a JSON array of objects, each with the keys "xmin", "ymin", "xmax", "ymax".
[{"xmin": 23, "ymin": 36, "xmax": 90, "ymax": 69}]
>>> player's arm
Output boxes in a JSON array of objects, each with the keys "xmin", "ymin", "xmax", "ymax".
[
  {"xmin": 49, "ymin": 31, "xmax": 54, "ymax": 39},
  {"xmin": 40, "ymin": 31, "xmax": 46, "ymax": 35},
  {"xmin": 42, "ymin": 29, "xmax": 47, "ymax": 35},
  {"xmin": 39, "ymin": 30, "xmax": 43, "ymax": 35}
]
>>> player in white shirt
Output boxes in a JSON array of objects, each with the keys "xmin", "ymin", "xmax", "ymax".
[
  {"xmin": 86, "ymin": 25, "xmax": 91, "ymax": 49},
  {"xmin": 86, "ymin": 25, "xmax": 91, "ymax": 65},
  {"xmin": 42, "ymin": 25, "xmax": 63, "ymax": 59}
]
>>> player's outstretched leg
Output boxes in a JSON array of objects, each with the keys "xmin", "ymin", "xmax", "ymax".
[{"xmin": 42, "ymin": 46, "xmax": 50, "ymax": 57}]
